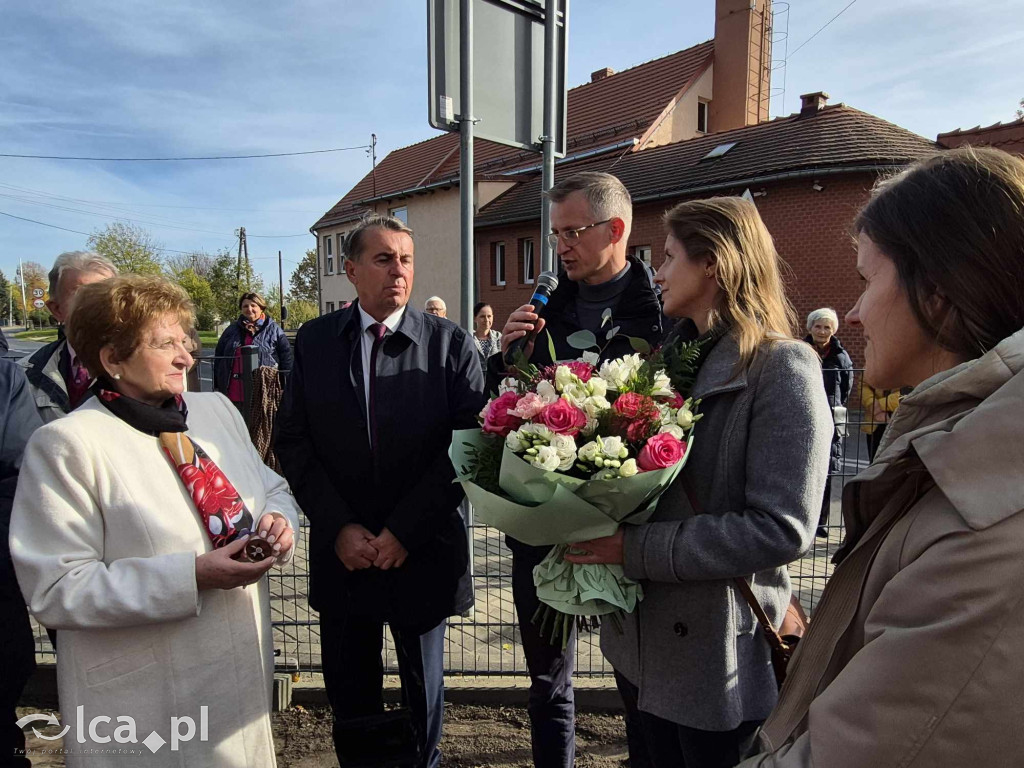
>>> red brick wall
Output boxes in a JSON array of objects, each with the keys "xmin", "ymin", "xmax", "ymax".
[{"xmin": 475, "ymin": 172, "xmax": 881, "ymax": 366}]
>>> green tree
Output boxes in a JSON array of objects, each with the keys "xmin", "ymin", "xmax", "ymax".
[
  {"xmin": 15, "ymin": 261, "xmax": 50, "ymax": 328},
  {"xmin": 286, "ymin": 299, "xmax": 318, "ymax": 328},
  {"xmin": 165, "ymin": 251, "xmax": 216, "ymax": 279},
  {"xmin": 174, "ymin": 268, "xmax": 217, "ymax": 330},
  {"xmin": 207, "ymin": 251, "xmax": 264, "ymax": 325},
  {"xmin": 0, "ymin": 270, "xmax": 11, "ymax": 325},
  {"xmin": 87, "ymin": 222, "xmax": 163, "ymax": 275},
  {"xmin": 289, "ymin": 249, "xmax": 318, "ymax": 304},
  {"xmin": 1018, "ymin": 97, "xmax": 1023, "ymax": 120}
]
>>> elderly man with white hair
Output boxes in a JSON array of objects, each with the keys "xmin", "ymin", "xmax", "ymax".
[
  {"xmin": 20, "ymin": 251, "xmax": 117, "ymax": 423},
  {"xmin": 803, "ymin": 307, "xmax": 853, "ymax": 537},
  {"xmin": 424, "ymin": 296, "xmax": 447, "ymax": 317}
]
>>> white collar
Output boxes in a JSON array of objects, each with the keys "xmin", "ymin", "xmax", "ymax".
[{"xmin": 358, "ymin": 304, "xmax": 406, "ymax": 335}]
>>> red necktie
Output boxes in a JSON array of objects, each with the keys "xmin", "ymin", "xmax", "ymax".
[{"xmin": 368, "ymin": 323, "xmax": 387, "ymax": 451}]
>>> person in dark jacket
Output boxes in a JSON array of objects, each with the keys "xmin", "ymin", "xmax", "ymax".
[
  {"xmin": 487, "ymin": 172, "xmax": 663, "ymax": 768},
  {"xmin": 274, "ymin": 214, "xmax": 485, "ymax": 768},
  {"xmin": 214, "ymin": 292, "xmax": 293, "ymax": 408},
  {"xmin": 804, "ymin": 307, "xmax": 853, "ymax": 537},
  {"xmin": 0, "ymin": 361, "xmax": 44, "ymax": 767}
]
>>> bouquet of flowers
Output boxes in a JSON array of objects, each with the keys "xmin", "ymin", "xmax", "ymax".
[{"xmin": 451, "ymin": 331, "xmax": 703, "ymax": 647}]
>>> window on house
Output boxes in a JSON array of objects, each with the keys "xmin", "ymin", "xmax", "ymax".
[
  {"xmin": 389, "ymin": 206, "xmax": 408, "ymax": 224},
  {"xmin": 521, "ymin": 239, "xmax": 535, "ymax": 284},
  {"xmin": 326, "ymin": 301, "xmax": 335, "ymax": 313},
  {"xmin": 493, "ymin": 242, "xmax": 506, "ymax": 287},
  {"xmin": 337, "ymin": 233, "xmax": 346, "ymax": 262},
  {"xmin": 324, "ymin": 235, "xmax": 334, "ymax": 275},
  {"xmin": 702, "ymin": 142, "xmax": 738, "ymax": 161},
  {"xmin": 697, "ymin": 101, "xmax": 709, "ymax": 133},
  {"xmin": 635, "ymin": 245, "xmax": 652, "ymax": 266}
]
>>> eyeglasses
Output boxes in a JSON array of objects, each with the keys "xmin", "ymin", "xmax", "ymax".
[{"xmin": 546, "ymin": 219, "xmax": 612, "ymax": 249}]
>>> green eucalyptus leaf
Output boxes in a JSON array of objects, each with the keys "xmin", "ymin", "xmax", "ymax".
[
  {"xmin": 567, "ymin": 330, "xmax": 598, "ymax": 350},
  {"xmin": 546, "ymin": 329, "xmax": 557, "ymax": 362},
  {"xmin": 601, "ymin": 308, "xmax": 613, "ymax": 328},
  {"xmin": 605, "ymin": 325, "xmax": 621, "ymax": 341},
  {"xmin": 628, "ymin": 336, "xmax": 652, "ymax": 354}
]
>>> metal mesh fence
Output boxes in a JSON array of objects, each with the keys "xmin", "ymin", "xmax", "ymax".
[{"xmin": 28, "ymin": 360, "xmax": 884, "ymax": 679}]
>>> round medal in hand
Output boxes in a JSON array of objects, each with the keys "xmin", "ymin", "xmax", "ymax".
[{"xmin": 243, "ymin": 537, "xmax": 275, "ymax": 563}]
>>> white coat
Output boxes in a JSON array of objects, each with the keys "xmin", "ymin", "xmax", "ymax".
[{"xmin": 10, "ymin": 392, "xmax": 300, "ymax": 767}]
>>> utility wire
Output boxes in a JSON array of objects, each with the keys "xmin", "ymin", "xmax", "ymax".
[
  {"xmin": 787, "ymin": 0, "xmax": 858, "ymax": 59},
  {"xmin": 0, "ymin": 145, "xmax": 372, "ymax": 162}
]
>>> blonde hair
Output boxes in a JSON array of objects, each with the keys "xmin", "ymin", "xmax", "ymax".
[
  {"xmin": 663, "ymin": 196, "xmax": 797, "ymax": 369},
  {"xmin": 67, "ymin": 274, "xmax": 195, "ymax": 379}
]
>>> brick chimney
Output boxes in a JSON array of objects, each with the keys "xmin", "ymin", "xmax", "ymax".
[
  {"xmin": 799, "ymin": 91, "xmax": 829, "ymax": 117},
  {"xmin": 590, "ymin": 67, "xmax": 615, "ymax": 83},
  {"xmin": 709, "ymin": 0, "xmax": 773, "ymax": 133}
]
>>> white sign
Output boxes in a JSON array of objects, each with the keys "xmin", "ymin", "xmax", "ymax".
[
  {"xmin": 33, "ymin": 299, "xmax": 45, "ymax": 309},
  {"xmin": 32, "ymin": 288, "xmax": 44, "ymax": 298}
]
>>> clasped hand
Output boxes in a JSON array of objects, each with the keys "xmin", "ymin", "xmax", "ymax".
[
  {"xmin": 335, "ymin": 524, "xmax": 408, "ymax": 571},
  {"xmin": 564, "ymin": 528, "xmax": 625, "ymax": 565}
]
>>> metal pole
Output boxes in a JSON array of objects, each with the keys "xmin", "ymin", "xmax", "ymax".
[
  {"xmin": 278, "ymin": 250, "xmax": 284, "ymax": 323},
  {"xmin": 458, "ymin": 0, "xmax": 476, "ymax": 331},
  {"xmin": 18, "ymin": 259, "xmax": 28, "ymax": 332},
  {"xmin": 539, "ymin": 0, "xmax": 559, "ymax": 274}
]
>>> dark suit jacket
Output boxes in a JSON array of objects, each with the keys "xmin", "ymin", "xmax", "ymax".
[{"xmin": 274, "ymin": 302, "xmax": 485, "ymax": 630}]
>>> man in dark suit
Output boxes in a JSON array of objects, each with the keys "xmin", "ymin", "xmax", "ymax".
[
  {"xmin": 486, "ymin": 172, "xmax": 664, "ymax": 768},
  {"xmin": 275, "ymin": 214, "xmax": 485, "ymax": 768}
]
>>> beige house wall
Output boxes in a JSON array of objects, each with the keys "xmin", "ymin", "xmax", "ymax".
[
  {"xmin": 314, "ymin": 180, "xmax": 515, "ymax": 327},
  {"xmin": 645, "ymin": 66, "xmax": 715, "ymax": 149}
]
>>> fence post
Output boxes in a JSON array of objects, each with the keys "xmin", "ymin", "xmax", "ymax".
[{"xmin": 241, "ymin": 345, "xmax": 259, "ymax": 427}]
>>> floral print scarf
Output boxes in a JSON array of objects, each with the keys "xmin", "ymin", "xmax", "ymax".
[{"xmin": 94, "ymin": 386, "xmax": 254, "ymax": 548}]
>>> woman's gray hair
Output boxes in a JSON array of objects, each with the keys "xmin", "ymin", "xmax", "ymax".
[
  {"xmin": 806, "ymin": 307, "xmax": 839, "ymax": 332},
  {"xmin": 343, "ymin": 214, "xmax": 413, "ymax": 262},
  {"xmin": 48, "ymin": 251, "xmax": 118, "ymax": 297}
]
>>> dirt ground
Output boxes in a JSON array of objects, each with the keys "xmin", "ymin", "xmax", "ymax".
[{"xmin": 18, "ymin": 704, "xmax": 628, "ymax": 768}]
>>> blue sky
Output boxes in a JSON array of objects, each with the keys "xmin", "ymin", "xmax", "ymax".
[{"xmin": 1, "ymin": 0, "xmax": 1020, "ymax": 290}]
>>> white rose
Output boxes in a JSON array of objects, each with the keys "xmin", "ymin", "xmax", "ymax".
[
  {"xmin": 676, "ymin": 408, "xmax": 695, "ymax": 430},
  {"xmin": 597, "ymin": 359, "xmax": 624, "ymax": 390},
  {"xmin": 554, "ymin": 365, "xmax": 574, "ymax": 391},
  {"xmin": 505, "ymin": 430, "xmax": 528, "ymax": 452},
  {"xmin": 521, "ymin": 423, "xmax": 552, "ymax": 444},
  {"xmin": 600, "ymin": 435, "xmax": 625, "ymax": 459},
  {"xmin": 618, "ymin": 458, "xmax": 639, "ymax": 478},
  {"xmin": 549, "ymin": 434, "xmax": 577, "ymax": 471},
  {"xmin": 577, "ymin": 440, "xmax": 600, "ymax": 463},
  {"xmin": 583, "ymin": 395, "xmax": 611, "ymax": 419},
  {"xmin": 588, "ymin": 377, "xmax": 608, "ymax": 398},
  {"xmin": 498, "ymin": 377, "xmax": 520, "ymax": 395},
  {"xmin": 561, "ymin": 383, "xmax": 589, "ymax": 408},
  {"xmin": 659, "ymin": 424, "xmax": 685, "ymax": 440},
  {"xmin": 657, "ymin": 404, "xmax": 673, "ymax": 426},
  {"xmin": 536, "ymin": 380, "xmax": 559, "ymax": 404},
  {"xmin": 652, "ymin": 371, "xmax": 673, "ymax": 397},
  {"xmin": 531, "ymin": 445, "xmax": 561, "ymax": 472}
]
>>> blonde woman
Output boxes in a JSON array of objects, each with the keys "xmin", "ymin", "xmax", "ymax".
[{"xmin": 569, "ymin": 198, "xmax": 833, "ymax": 768}]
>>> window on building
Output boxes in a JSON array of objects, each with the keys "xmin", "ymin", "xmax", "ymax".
[
  {"xmin": 389, "ymin": 206, "xmax": 408, "ymax": 224},
  {"xmin": 697, "ymin": 101, "xmax": 709, "ymax": 134},
  {"xmin": 493, "ymin": 242, "xmax": 506, "ymax": 287},
  {"xmin": 702, "ymin": 141, "xmax": 738, "ymax": 161},
  {"xmin": 326, "ymin": 301, "xmax": 335, "ymax": 313},
  {"xmin": 324, "ymin": 235, "xmax": 334, "ymax": 275},
  {"xmin": 636, "ymin": 245, "xmax": 652, "ymax": 266},
  {"xmin": 521, "ymin": 239, "xmax": 535, "ymax": 284},
  {"xmin": 337, "ymin": 232, "xmax": 346, "ymax": 262}
]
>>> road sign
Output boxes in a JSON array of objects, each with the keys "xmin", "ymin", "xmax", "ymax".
[
  {"xmin": 32, "ymin": 288, "xmax": 44, "ymax": 298},
  {"xmin": 428, "ymin": 0, "xmax": 568, "ymax": 156},
  {"xmin": 33, "ymin": 299, "xmax": 45, "ymax": 309}
]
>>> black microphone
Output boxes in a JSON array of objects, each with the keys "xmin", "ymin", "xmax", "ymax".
[{"xmin": 504, "ymin": 271, "xmax": 559, "ymax": 366}]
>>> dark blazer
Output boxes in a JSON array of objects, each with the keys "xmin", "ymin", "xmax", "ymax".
[
  {"xmin": 274, "ymin": 302, "xmax": 485, "ymax": 630},
  {"xmin": 804, "ymin": 335, "xmax": 853, "ymax": 408},
  {"xmin": 214, "ymin": 316, "xmax": 293, "ymax": 395},
  {"xmin": 485, "ymin": 254, "xmax": 664, "ymax": 393}
]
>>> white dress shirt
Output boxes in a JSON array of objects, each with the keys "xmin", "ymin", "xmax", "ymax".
[{"xmin": 358, "ymin": 304, "xmax": 406, "ymax": 442}]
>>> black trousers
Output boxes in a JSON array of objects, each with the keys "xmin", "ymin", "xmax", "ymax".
[
  {"xmin": 1, "ymin": 588, "xmax": 35, "ymax": 768},
  {"xmin": 510, "ymin": 539, "xmax": 576, "ymax": 768},
  {"xmin": 615, "ymin": 672, "xmax": 761, "ymax": 768},
  {"xmin": 320, "ymin": 603, "xmax": 446, "ymax": 768}
]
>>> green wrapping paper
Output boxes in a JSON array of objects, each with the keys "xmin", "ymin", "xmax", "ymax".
[{"xmin": 450, "ymin": 428, "xmax": 693, "ymax": 618}]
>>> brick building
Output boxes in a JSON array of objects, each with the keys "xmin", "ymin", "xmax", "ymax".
[
  {"xmin": 937, "ymin": 117, "xmax": 1024, "ymax": 156},
  {"xmin": 475, "ymin": 96, "xmax": 936, "ymax": 365}
]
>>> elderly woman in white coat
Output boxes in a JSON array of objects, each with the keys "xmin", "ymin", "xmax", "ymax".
[
  {"xmin": 10, "ymin": 275, "xmax": 300, "ymax": 768},
  {"xmin": 568, "ymin": 198, "xmax": 833, "ymax": 768}
]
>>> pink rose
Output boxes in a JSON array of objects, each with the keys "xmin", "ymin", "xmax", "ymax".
[
  {"xmin": 637, "ymin": 433, "xmax": 685, "ymax": 471},
  {"xmin": 540, "ymin": 361, "xmax": 594, "ymax": 382},
  {"xmin": 660, "ymin": 391, "xmax": 685, "ymax": 409},
  {"xmin": 481, "ymin": 391, "xmax": 523, "ymax": 436},
  {"xmin": 509, "ymin": 392, "xmax": 549, "ymax": 420},
  {"xmin": 626, "ymin": 419, "xmax": 656, "ymax": 444},
  {"xmin": 540, "ymin": 398, "xmax": 588, "ymax": 436},
  {"xmin": 612, "ymin": 392, "xmax": 657, "ymax": 420}
]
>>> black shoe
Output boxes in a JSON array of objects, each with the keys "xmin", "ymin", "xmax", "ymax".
[{"xmin": 816, "ymin": 525, "xmax": 828, "ymax": 539}]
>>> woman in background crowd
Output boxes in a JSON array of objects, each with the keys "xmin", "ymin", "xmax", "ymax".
[
  {"xmin": 804, "ymin": 308, "xmax": 853, "ymax": 537},
  {"xmin": 739, "ymin": 147, "xmax": 1024, "ymax": 767},
  {"xmin": 11, "ymin": 275, "xmax": 300, "ymax": 767},
  {"xmin": 858, "ymin": 381, "xmax": 903, "ymax": 461},
  {"xmin": 472, "ymin": 302, "xmax": 502, "ymax": 369},
  {"xmin": 215, "ymin": 292, "xmax": 292, "ymax": 410},
  {"xmin": 568, "ymin": 197, "xmax": 832, "ymax": 768}
]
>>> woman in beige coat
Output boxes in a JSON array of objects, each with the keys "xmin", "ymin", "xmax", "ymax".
[
  {"xmin": 739, "ymin": 148, "xmax": 1024, "ymax": 766},
  {"xmin": 10, "ymin": 276, "xmax": 300, "ymax": 768}
]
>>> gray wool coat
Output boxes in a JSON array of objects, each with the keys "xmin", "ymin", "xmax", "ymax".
[{"xmin": 601, "ymin": 331, "xmax": 833, "ymax": 731}]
